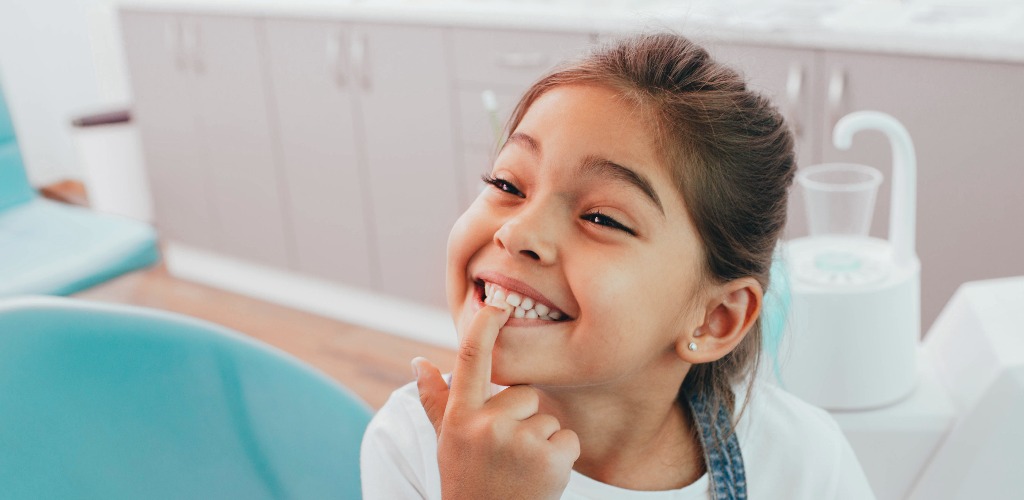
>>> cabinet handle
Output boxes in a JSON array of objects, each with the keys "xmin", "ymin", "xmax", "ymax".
[
  {"xmin": 351, "ymin": 32, "xmax": 370, "ymax": 91},
  {"xmin": 785, "ymin": 62, "xmax": 804, "ymax": 140},
  {"xmin": 326, "ymin": 30, "xmax": 347, "ymax": 87},
  {"xmin": 496, "ymin": 52, "xmax": 548, "ymax": 69},
  {"xmin": 481, "ymin": 89, "xmax": 504, "ymax": 148},
  {"xmin": 828, "ymin": 67, "xmax": 847, "ymax": 129},
  {"xmin": 182, "ymin": 21, "xmax": 203, "ymax": 74},
  {"xmin": 166, "ymin": 19, "xmax": 187, "ymax": 72}
]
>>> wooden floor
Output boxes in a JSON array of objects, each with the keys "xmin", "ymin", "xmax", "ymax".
[{"xmin": 76, "ymin": 259, "xmax": 457, "ymax": 410}]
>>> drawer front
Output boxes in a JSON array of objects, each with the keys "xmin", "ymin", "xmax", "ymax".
[{"xmin": 451, "ymin": 29, "xmax": 594, "ymax": 87}]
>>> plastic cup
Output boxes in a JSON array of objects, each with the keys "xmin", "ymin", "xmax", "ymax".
[{"xmin": 797, "ymin": 163, "xmax": 883, "ymax": 237}]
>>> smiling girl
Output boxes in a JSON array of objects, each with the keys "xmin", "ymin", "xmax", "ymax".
[{"xmin": 361, "ymin": 33, "xmax": 875, "ymax": 499}]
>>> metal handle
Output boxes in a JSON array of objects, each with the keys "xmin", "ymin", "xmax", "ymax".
[
  {"xmin": 827, "ymin": 66, "xmax": 846, "ymax": 130},
  {"xmin": 326, "ymin": 30, "xmax": 347, "ymax": 87},
  {"xmin": 181, "ymin": 21, "xmax": 203, "ymax": 74},
  {"xmin": 785, "ymin": 62, "xmax": 804, "ymax": 140},
  {"xmin": 166, "ymin": 18, "xmax": 187, "ymax": 71},
  {"xmin": 496, "ymin": 52, "xmax": 548, "ymax": 69},
  {"xmin": 481, "ymin": 89, "xmax": 504, "ymax": 148},
  {"xmin": 351, "ymin": 32, "xmax": 369, "ymax": 90}
]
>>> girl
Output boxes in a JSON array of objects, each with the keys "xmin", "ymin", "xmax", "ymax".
[{"xmin": 361, "ymin": 33, "xmax": 875, "ymax": 499}]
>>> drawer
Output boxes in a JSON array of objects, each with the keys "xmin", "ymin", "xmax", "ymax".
[
  {"xmin": 450, "ymin": 28, "xmax": 594, "ymax": 86},
  {"xmin": 457, "ymin": 87, "xmax": 522, "ymax": 149}
]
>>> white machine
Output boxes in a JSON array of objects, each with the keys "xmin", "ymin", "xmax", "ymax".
[
  {"xmin": 828, "ymin": 277, "xmax": 1024, "ymax": 500},
  {"xmin": 769, "ymin": 111, "xmax": 1024, "ymax": 499},
  {"xmin": 780, "ymin": 111, "xmax": 920, "ymax": 410}
]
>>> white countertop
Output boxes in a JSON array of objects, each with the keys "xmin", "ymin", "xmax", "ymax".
[{"xmin": 118, "ymin": 0, "xmax": 1024, "ymax": 64}]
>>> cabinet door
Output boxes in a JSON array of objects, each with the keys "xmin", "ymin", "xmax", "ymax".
[
  {"xmin": 357, "ymin": 24, "xmax": 461, "ymax": 308},
  {"xmin": 189, "ymin": 15, "xmax": 292, "ymax": 268},
  {"xmin": 819, "ymin": 52, "xmax": 1024, "ymax": 331},
  {"xmin": 121, "ymin": 11, "xmax": 220, "ymax": 250},
  {"xmin": 262, "ymin": 19, "xmax": 374, "ymax": 288},
  {"xmin": 707, "ymin": 43, "xmax": 823, "ymax": 240}
]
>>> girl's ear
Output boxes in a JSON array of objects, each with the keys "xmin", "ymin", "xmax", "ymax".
[{"xmin": 677, "ymin": 277, "xmax": 763, "ymax": 363}]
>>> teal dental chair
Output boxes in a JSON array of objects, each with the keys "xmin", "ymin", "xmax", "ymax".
[
  {"xmin": 0, "ymin": 75, "xmax": 159, "ymax": 297},
  {"xmin": 0, "ymin": 296, "xmax": 373, "ymax": 500}
]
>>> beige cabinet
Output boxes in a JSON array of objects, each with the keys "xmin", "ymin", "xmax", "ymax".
[
  {"xmin": 121, "ymin": 11, "xmax": 292, "ymax": 268},
  {"xmin": 262, "ymin": 19, "xmax": 374, "ymax": 289},
  {"xmin": 355, "ymin": 23, "xmax": 460, "ymax": 308},
  {"xmin": 121, "ymin": 11, "xmax": 218, "ymax": 251},
  {"xmin": 124, "ymin": 9, "xmax": 1023, "ymax": 323}
]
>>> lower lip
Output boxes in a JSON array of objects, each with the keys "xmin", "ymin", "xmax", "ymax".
[{"xmin": 473, "ymin": 284, "xmax": 566, "ymax": 328}]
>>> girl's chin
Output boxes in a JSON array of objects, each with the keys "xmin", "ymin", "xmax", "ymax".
[{"xmin": 489, "ymin": 365, "xmax": 529, "ymax": 388}]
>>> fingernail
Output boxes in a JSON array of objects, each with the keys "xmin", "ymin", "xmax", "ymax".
[{"xmin": 411, "ymin": 358, "xmax": 421, "ymax": 378}]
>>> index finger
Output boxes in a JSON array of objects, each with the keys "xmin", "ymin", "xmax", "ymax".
[{"xmin": 448, "ymin": 304, "xmax": 513, "ymax": 410}]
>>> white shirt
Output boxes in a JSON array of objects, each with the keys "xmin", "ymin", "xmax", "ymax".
[{"xmin": 360, "ymin": 377, "xmax": 876, "ymax": 499}]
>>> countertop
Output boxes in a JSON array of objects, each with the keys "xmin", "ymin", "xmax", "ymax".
[{"xmin": 118, "ymin": 0, "xmax": 1024, "ymax": 65}]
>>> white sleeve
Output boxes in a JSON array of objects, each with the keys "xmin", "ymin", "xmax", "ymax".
[
  {"xmin": 826, "ymin": 418, "xmax": 877, "ymax": 500},
  {"xmin": 360, "ymin": 385, "xmax": 439, "ymax": 500}
]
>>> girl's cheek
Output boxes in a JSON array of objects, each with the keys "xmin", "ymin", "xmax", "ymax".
[{"xmin": 447, "ymin": 210, "xmax": 476, "ymax": 258}]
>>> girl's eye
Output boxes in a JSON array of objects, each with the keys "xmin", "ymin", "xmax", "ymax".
[
  {"xmin": 582, "ymin": 211, "xmax": 637, "ymax": 236},
  {"xmin": 482, "ymin": 174, "xmax": 525, "ymax": 198}
]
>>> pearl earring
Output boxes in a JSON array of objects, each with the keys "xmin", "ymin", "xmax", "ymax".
[{"xmin": 688, "ymin": 342, "xmax": 698, "ymax": 351}]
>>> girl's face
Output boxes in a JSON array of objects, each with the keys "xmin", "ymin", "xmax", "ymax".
[{"xmin": 447, "ymin": 84, "xmax": 707, "ymax": 388}]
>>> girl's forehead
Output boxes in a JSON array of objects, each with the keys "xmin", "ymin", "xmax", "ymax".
[
  {"xmin": 511, "ymin": 85, "xmax": 680, "ymax": 198},
  {"xmin": 515, "ymin": 86, "xmax": 666, "ymax": 171}
]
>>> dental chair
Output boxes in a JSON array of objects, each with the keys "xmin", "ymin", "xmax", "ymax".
[
  {"xmin": 0, "ymin": 296, "xmax": 373, "ymax": 500},
  {"xmin": 0, "ymin": 75, "xmax": 159, "ymax": 297}
]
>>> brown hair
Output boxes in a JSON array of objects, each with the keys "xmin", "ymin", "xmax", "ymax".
[{"xmin": 504, "ymin": 33, "xmax": 796, "ymax": 447}]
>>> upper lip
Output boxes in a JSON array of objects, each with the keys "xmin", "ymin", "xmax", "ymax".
[{"xmin": 473, "ymin": 271, "xmax": 572, "ymax": 318}]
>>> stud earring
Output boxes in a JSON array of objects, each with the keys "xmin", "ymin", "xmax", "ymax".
[{"xmin": 688, "ymin": 342, "xmax": 698, "ymax": 351}]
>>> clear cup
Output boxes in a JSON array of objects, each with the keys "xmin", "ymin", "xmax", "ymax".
[{"xmin": 797, "ymin": 163, "xmax": 883, "ymax": 237}]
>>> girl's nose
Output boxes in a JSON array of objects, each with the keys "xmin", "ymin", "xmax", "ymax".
[{"xmin": 493, "ymin": 207, "xmax": 559, "ymax": 265}]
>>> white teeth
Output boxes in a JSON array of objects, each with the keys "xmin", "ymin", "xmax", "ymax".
[
  {"xmin": 506, "ymin": 293, "xmax": 522, "ymax": 307},
  {"xmin": 482, "ymin": 281, "xmax": 566, "ymax": 322}
]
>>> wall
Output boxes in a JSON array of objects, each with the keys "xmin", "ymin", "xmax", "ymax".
[{"xmin": 0, "ymin": 0, "xmax": 129, "ymax": 185}]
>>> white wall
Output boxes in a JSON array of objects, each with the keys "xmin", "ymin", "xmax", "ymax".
[{"xmin": 0, "ymin": 0, "xmax": 129, "ymax": 185}]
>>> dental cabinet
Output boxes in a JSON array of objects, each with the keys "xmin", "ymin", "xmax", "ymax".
[
  {"xmin": 120, "ymin": 5, "xmax": 1024, "ymax": 334},
  {"xmin": 122, "ymin": 12, "xmax": 466, "ymax": 307}
]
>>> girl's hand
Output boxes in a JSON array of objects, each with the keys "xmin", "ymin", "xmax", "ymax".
[{"xmin": 414, "ymin": 305, "xmax": 581, "ymax": 500}]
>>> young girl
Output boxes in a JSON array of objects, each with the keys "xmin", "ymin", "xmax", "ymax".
[{"xmin": 361, "ymin": 33, "xmax": 875, "ymax": 499}]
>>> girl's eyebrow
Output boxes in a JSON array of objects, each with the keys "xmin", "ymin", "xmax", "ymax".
[
  {"xmin": 577, "ymin": 155, "xmax": 664, "ymax": 216},
  {"xmin": 505, "ymin": 131, "xmax": 664, "ymax": 216}
]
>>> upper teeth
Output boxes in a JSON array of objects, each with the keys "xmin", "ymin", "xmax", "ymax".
[{"xmin": 484, "ymin": 282, "xmax": 564, "ymax": 321}]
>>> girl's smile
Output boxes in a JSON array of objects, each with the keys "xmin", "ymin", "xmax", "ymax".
[
  {"xmin": 446, "ymin": 83, "xmax": 708, "ymax": 389},
  {"xmin": 472, "ymin": 272, "xmax": 575, "ymax": 326}
]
